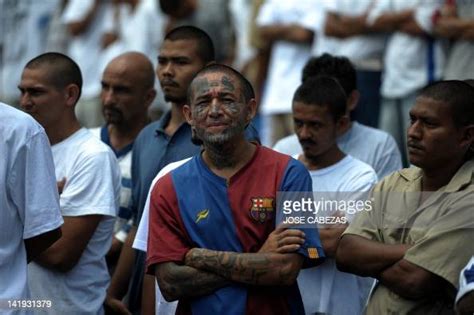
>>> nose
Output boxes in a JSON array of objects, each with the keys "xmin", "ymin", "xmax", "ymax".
[
  {"xmin": 208, "ymin": 98, "xmax": 223, "ymax": 117},
  {"xmin": 101, "ymin": 88, "xmax": 115, "ymax": 107},
  {"xmin": 407, "ymin": 120, "xmax": 422, "ymax": 140},
  {"xmin": 298, "ymin": 124, "xmax": 312, "ymax": 140},
  {"xmin": 159, "ymin": 62, "xmax": 174, "ymax": 78},
  {"xmin": 19, "ymin": 92, "xmax": 31, "ymax": 109}
]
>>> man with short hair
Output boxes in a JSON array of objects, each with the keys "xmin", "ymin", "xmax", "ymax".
[
  {"xmin": 291, "ymin": 76, "xmax": 377, "ymax": 314},
  {"xmin": 337, "ymin": 80, "xmax": 474, "ymax": 314},
  {"xmin": 19, "ymin": 52, "xmax": 121, "ymax": 314},
  {"xmin": 147, "ymin": 63, "xmax": 324, "ymax": 314},
  {"xmin": 105, "ymin": 26, "xmax": 259, "ymax": 314},
  {"xmin": 273, "ymin": 53, "xmax": 402, "ymax": 180},
  {"xmin": 0, "ymin": 103, "xmax": 63, "ymax": 315},
  {"xmin": 91, "ymin": 51, "xmax": 156, "ymax": 265}
]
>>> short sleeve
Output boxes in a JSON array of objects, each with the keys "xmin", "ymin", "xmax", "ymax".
[
  {"xmin": 60, "ymin": 149, "xmax": 120, "ymax": 217},
  {"xmin": 9, "ymin": 130, "xmax": 63, "ymax": 239},
  {"xmin": 146, "ymin": 173, "xmax": 192, "ymax": 274},
  {"xmin": 62, "ymin": 0, "xmax": 94, "ymax": 23},
  {"xmin": 256, "ymin": 0, "xmax": 278, "ymax": 26},
  {"xmin": 279, "ymin": 158, "xmax": 325, "ymax": 267},
  {"xmin": 366, "ymin": 0, "xmax": 392, "ymax": 25},
  {"xmin": 413, "ymin": 1, "xmax": 442, "ymax": 33},
  {"xmin": 343, "ymin": 182, "xmax": 385, "ymax": 242}
]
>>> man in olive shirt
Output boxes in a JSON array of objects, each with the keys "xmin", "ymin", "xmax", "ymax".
[{"xmin": 336, "ymin": 80, "xmax": 474, "ymax": 314}]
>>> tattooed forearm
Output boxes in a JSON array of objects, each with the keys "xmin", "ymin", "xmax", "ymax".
[
  {"xmin": 155, "ymin": 262, "xmax": 230, "ymax": 301},
  {"xmin": 185, "ymin": 248, "xmax": 303, "ymax": 286}
]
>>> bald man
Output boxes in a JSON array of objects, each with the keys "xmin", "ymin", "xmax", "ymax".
[{"xmin": 91, "ymin": 52, "xmax": 157, "ymax": 266}]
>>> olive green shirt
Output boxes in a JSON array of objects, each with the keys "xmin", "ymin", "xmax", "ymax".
[{"xmin": 344, "ymin": 159, "xmax": 474, "ymax": 314}]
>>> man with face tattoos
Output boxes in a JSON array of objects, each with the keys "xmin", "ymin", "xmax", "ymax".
[{"xmin": 146, "ymin": 64, "xmax": 325, "ymax": 315}]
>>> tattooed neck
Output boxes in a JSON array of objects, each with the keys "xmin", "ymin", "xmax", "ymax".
[{"xmin": 204, "ymin": 142, "xmax": 239, "ymax": 169}]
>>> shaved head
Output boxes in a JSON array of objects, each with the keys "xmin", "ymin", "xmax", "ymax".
[{"xmin": 106, "ymin": 52, "xmax": 155, "ymax": 89}]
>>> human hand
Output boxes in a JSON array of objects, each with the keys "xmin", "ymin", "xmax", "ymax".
[
  {"xmin": 259, "ymin": 224, "xmax": 305, "ymax": 254},
  {"xmin": 104, "ymin": 295, "xmax": 131, "ymax": 315}
]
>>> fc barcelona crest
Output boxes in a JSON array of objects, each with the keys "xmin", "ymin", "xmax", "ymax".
[{"xmin": 250, "ymin": 197, "xmax": 274, "ymax": 223}]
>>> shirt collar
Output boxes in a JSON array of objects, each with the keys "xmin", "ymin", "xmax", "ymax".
[{"xmin": 398, "ymin": 159, "xmax": 474, "ymax": 192}]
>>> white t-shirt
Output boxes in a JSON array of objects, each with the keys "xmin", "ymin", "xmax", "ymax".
[
  {"xmin": 28, "ymin": 128, "xmax": 121, "ymax": 315},
  {"xmin": 133, "ymin": 157, "xmax": 191, "ymax": 315},
  {"xmin": 256, "ymin": 0, "xmax": 322, "ymax": 115},
  {"xmin": 0, "ymin": 103, "xmax": 63, "ymax": 312},
  {"xmin": 296, "ymin": 155, "xmax": 377, "ymax": 315},
  {"xmin": 367, "ymin": 0, "xmax": 445, "ymax": 98},
  {"xmin": 273, "ymin": 122, "xmax": 402, "ymax": 180}
]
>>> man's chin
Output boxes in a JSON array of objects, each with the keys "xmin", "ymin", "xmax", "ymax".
[{"xmin": 164, "ymin": 94, "xmax": 186, "ymax": 104}]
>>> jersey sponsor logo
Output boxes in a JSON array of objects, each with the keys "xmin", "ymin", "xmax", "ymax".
[
  {"xmin": 307, "ymin": 247, "xmax": 320, "ymax": 259},
  {"xmin": 195, "ymin": 209, "xmax": 210, "ymax": 223},
  {"xmin": 250, "ymin": 197, "xmax": 274, "ymax": 223}
]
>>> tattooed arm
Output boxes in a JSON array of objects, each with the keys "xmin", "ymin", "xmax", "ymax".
[
  {"xmin": 185, "ymin": 248, "xmax": 303, "ymax": 286},
  {"xmin": 154, "ymin": 262, "xmax": 230, "ymax": 302}
]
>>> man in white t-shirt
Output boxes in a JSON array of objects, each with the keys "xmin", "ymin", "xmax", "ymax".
[
  {"xmin": 0, "ymin": 103, "xmax": 63, "ymax": 315},
  {"xmin": 291, "ymin": 76, "xmax": 377, "ymax": 315},
  {"xmin": 274, "ymin": 54, "xmax": 402, "ymax": 181},
  {"xmin": 19, "ymin": 52, "xmax": 121, "ymax": 315}
]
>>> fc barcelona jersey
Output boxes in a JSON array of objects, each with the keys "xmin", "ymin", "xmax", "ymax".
[{"xmin": 147, "ymin": 145, "xmax": 324, "ymax": 315}]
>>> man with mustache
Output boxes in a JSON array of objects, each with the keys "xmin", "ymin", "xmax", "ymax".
[
  {"xmin": 91, "ymin": 52, "xmax": 156, "ymax": 267},
  {"xmin": 337, "ymin": 80, "xmax": 474, "ymax": 314},
  {"xmin": 291, "ymin": 76, "xmax": 377, "ymax": 315},
  {"xmin": 146, "ymin": 63, "xmax": 325, "ymax": 314},
  {"xmin": 105, "ymin": 26, "xmax": 259, "ymax": 314}
]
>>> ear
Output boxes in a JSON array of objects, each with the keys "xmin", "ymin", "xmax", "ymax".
[
  {"xmin": 144, "ymin": 88, "xmax": 157, "ymax": 109},
  {"xmin": 246, "ymin": 98, "xmax": 257, "ymax": 123},
  {"xmin": 182, "ymin": 104, "xmax": 194, "ymax": 125},
  {"xmin": 347, "ymin": 90, "xmax": 360, "ymax": 113},
  {"xmin": 460, "ymin": 124, "xmax": 474, "ymax": 150},
  {"xmin": 64, "ymin": 84, "xmax": 80, "ymax": 108},
  {"xmin": 336, "ymin": 115, "xmax": 350, "ymax": 137}
]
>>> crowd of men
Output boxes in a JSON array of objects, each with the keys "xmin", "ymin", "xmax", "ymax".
[{"xmin": 1, "ymin": 5, "xmax": 474, "ymax": 315}]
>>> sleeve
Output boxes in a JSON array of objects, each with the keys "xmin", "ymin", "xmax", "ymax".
[
  {"xmin": 299, "ymin": 0, "xmax": 327, "ymax": 33},
  {"xmin": 9, "ymin": 129, "xmax": 63, "ymax": 239},
  {"xmin": 456, "ymin": 257, "xmax": 474, "ymax": 305},
  {"xmin": 403, "ymin": 192, "xmax": 474, "ymax": 288},
  {"xmin": 413, "ymin": 0, "xmax": 443, "ymax": 33},
  {"xmin": 343, "ymin": 178, "xmax": 387, "ymax": 242},
  {"xmin": 366, "ymin": 0, "xmax": 393, "ymax": 25},
  {"xmin": 133, "ymin": 198, "xmax": 150, "ymax": 252},
  {"xmin": 60, "ymin": 148, "xmax": 120, "ymax": 217},
  {"xmin": 375, "ymin": 135, "xmax": 403, "ymax": 180},
  {"xmin": 146, "ymin": 173, "xmax": 192, "ymax": 273},
  {"xmin": 255, "ymin": 0, "xmax": 278, "ymax": 26},
  {"xmin": 61, "ymin": 0, "xmax": 94, "ymax": 23},
  {"xmin": 279, "ymin": 158, "xmax": 325, "ymax": 267}
]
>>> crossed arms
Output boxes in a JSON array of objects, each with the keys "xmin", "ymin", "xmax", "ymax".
[
  {"xmin": 336, "ymin": 234, "xmax": 453, "ymax": 300},
  {"xmin": 153, "ymin": 227, "xmax": 306, "ymax": 302}
]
